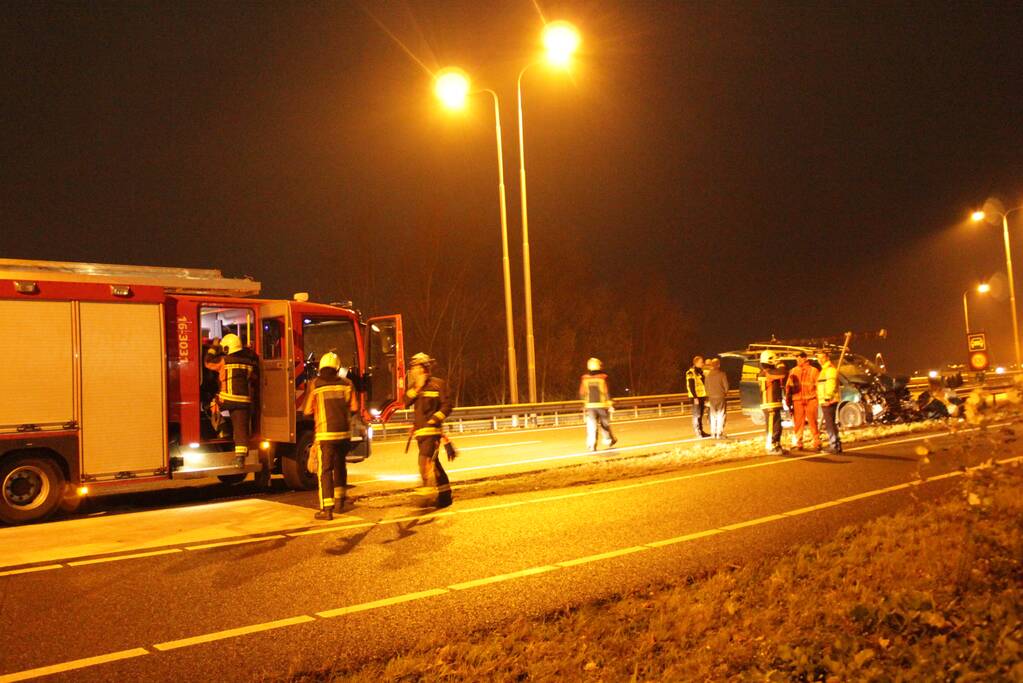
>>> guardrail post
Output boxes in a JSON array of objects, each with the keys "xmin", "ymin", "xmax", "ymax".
[
  {"xmin": 493, "ymin": 416, "xmax": 498, "ymax": 430},
  {"xmin": 658, "ymin": 403, "xmax": 662, "ymax": 416},
  {"xmin": 680, "ymin": 401, "xmax": 685, "ymax": 415},
  {"xmin": 554, "ymin": 411, "xmax": 559, "ymax": 426},
  {"xmin": 459, "ymin": 419, "xmax": 464, "ymax": 433},
  {"xmin": 634, "ymin": 405, "xmax": 639, "ymax": 418}
]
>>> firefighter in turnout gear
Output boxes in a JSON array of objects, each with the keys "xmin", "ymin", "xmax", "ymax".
[
  {"xmin": 303, "ymin": 351, "xmax": 358, "ymax": 520},
  {"xmin": 404, "ymin": 353, "xmax": 454, "ymax": 508},
  {"xmin": 204, "ymin": 333, "xmax": 259, "ymax": 468},
  {"xmin": 685, "ymin": 356, "xmax": 709, "ymax": 438},
  {"xmin": 759, "ymin": 351, "xmax": 788, "ymax": 454},
  {"xmin": 816, "ymin": 349, "xmax": 843, "ymax": 453},
  {"xmin": 785, "ymin": 351, "xmax": 821, "ymax": 451},
  {"xmin": 579, "ymin": 358, "xmax": 617, "ymax": 451}
]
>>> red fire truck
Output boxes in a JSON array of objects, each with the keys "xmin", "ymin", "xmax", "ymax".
[{"xmin": 0, "ymin": 259, "xmax": 405, "ymax": 524}]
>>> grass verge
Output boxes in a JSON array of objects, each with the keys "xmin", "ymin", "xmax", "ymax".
[{"xmin": 291, "ymin": 425, "xmax": 1023, "ymax": 682}]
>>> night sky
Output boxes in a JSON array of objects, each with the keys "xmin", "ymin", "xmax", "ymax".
[{"xmin": 3, "ymin": 1, "xmax": 1023, "ymax": 377}]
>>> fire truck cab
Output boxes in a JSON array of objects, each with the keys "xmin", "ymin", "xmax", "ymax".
[{"xmin": 0, "ymin": 259, "xmax": 405, "ymax": 524}]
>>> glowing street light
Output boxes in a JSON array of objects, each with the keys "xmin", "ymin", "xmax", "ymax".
[
  {"xmin": 434, "ymin": 67, "xmax": 519, "ymax": 403},
  {"xmin": 542, "ymin": 20, "xmax": 582, "ymax": 67},
  {"xmin": 434, "ymin": 67, "xmax": 470, "ymax": 110},
  {"xmin": 963, "ymin": 282, "xmax": 990, "ymax": 335},
  {"xmin": 517, "ymin": 20, "xmax": 581, "ymax": 404},
  {"xmin": 971, "ymin": 206, "xmax": 1023, "ymax": 369}
]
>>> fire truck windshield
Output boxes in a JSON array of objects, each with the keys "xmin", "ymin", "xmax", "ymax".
[{"xmin": 302, "ymin": 318, "xmax": 359, "ymax": 375}]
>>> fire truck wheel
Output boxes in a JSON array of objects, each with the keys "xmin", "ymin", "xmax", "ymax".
[
  {"xmin": 217, "ymin": 474, "xmax": 247, "ymax": 485},
  {"xmin": 282, "ymin": 431, "xmax": 318, "ymax": 491},
  {"xmin": 0, "ymin": 454, "xmax": 65, "ymax": 525}
]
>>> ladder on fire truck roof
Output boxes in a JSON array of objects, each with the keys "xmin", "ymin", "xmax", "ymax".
[{"xmin": 0, "ymin": 258, "xmax": 261, "ymax": 297}]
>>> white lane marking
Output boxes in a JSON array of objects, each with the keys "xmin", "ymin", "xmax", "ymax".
[
  {"xmin": 9, "ymin": 452, "xmax": 1020, "ymax": 682},
  {"xmin": 316, "ymin": 588, "xmax": 450, "ymax": 618},
  {"xmin": 556, "ymin": 546, "xmax": 650, "ymax": 567},
  {"xmin": 0, "ymin": 564, "xmax": 63, "ymax": 578},
  {"xmin": 0, "ymin": 648, "xmax": 149, "ymax": 683},
  {"xmin": 373, "ymin": 409, "xmax": 747, "ymax": 443},
  {"xmin": 153, "ymin": 615, "xmax": 315, "ymax": 651},
  {"xmin": 646, "ymin": 528, "xmax": 725, "ymax": 547},
  {"xmin": 68, "ymin": 549, "xmax": 182, "ymax": 567},
  {"xmin": 287, "ymin": 521, "xmax": 377, "ymax": 537},
  {"xmin": 457, "ymin": 441, "xmax": 542, "ymax": 451},
  {"xmin": 720, "ymin": 514, "xmax": 788, "ymax": 531},
  {"xmin": 448, "ymin": 565, "xmax": 559, "ymax": 590},
  {"xmin": 184, "ymin": 535, "xmax": 286, "ymax": 551},
  {"xmin": 1, "ymin": 425, "xmax": 1001, "ymax": 576},
  {"xmin": 445, "ymin": 430, "xmax": 763, "ymax": 475}
]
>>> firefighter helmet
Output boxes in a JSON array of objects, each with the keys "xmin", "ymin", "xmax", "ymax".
[
  {"xmin": 759, "ymin": 350, "xmax": 777, "ymax": 366},
  {"xmin": 318, "ymin": 351, "xmax": 341, "ymax": 371},
  {"xmin": 587, "ymin": 357, "xmax": 602, "ymax": 372},
  {"xmin": 410, "ymin": 352, "xmax": 434, "ymax": 368},
  {"xmin": 221, "ymin": 333, "xmax": 243, "ymax": 355}
]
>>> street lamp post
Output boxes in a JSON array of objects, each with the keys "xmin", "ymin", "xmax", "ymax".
[
  {"xmin": 516, "ymin": 20, "xmax": 581, "ymax": 404},
  {"xmin": 962, "ymin": 282, "xmax": 990, "ymax": 335},
  {"xmin": 435, "ymin": 69, "xmax": 519, "ymax": 403},
  {"xmin": 972, "ymin": 207, "xmax": 1023, "ymax": 370}
]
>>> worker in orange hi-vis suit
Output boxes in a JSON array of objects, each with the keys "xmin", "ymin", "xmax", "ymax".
[{"xmin": 785, "ymin": 351, "xmax": 821, "ymax": 451}]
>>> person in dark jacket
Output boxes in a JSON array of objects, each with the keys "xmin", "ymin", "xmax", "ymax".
[
  {"xmin": 704, "ymin": 358, "xmax": 730, "ymax": 439},
  {"xmin": 759, "ymin": 351, "xmax": 788, "ymax": 455},
  {"xmin": 204, "ymin": 333, "xmax": 259, "ymax": 468},
  {"xmin": 303, "ymin": 351, "xmax": 358, "ymax": 520},
  {"xmin": 404, "ymin": 352, "xmax": 454, "ymax": 508},
  {"xmin": 579, "ymin": 357, "xmax": 617, "ymax": 451}
]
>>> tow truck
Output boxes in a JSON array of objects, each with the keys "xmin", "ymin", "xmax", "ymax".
[{"xmin": 0, "ymin": 259, "xmax": 405, "ymax": 524}]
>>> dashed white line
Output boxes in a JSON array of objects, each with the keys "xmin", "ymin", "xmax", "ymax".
[
  {"xmin": 0, "ymin": 564, "xmax": 62, "ymax": 578},
  {"xmin": 184, "ymin": 535, "xmax": 286, "ymax": 551},
  {"xmin": 153, "ymin": 615, "xmax": 315, "ymax": 651},
  {"xmin": 0, "ymin": 648, "xmax": 150, "ymax": 683},
  {"xmin": 6, "ymin": 451, "xmax": 1020, "ymax": 682}
]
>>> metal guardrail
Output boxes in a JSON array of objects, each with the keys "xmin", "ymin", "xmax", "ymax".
[{"xmin": 377, "ymin": 372, "xmax": 1022, "ymax": 440}]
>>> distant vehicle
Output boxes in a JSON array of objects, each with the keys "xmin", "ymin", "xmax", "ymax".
[{"xmin": 719, "ymin": 343, "xmax": 901, "ymax": 429}]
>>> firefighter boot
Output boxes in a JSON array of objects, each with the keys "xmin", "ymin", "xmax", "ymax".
[
  {"xmin": 314, "ymin": 508, "xmax": 333, "ymax": 521},
  {"xmin": 333, "ymin": 487, "xmax": 345, "ymax": 514}
]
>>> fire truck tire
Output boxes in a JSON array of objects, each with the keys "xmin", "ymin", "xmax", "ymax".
[
  {"xmin": 282, "ymin": 431, "xmax": 318, "ymax": 491},
  {"xmin": 217, "ymin": 474, "xmax": 247, "ymax": 485},
  {"xmin": 839, "ymin": 402, "xmax": 866, "ymax": 429},
  {"xmin": 0, "ymin": 454, "xmax": 65, "ymax": 525}
]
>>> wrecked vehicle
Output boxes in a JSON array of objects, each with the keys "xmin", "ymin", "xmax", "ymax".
[{"xmin": 719, "ymin": 343, "xmax": 913, "ymax": 429}]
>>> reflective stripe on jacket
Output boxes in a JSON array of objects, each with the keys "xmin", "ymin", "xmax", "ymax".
[
  {"xmin": 786, "ymin": 363, "xmax": 820, "ymax": 402},
  {"xmin": 759, "ymin": 367, "xmax": 787, "ymax": 409},
  {"xmin": 685, "ymin": 367, "xmax": 707, "ymax": 398},
  {"xmin": 579, "ymin": 372, "xmax": 612, "ymax": 409},
  {"xmin": 210, "ymin": 348, "xmax": 258, "ymax": 408},
  {"xmin": 817, "ymin": 362, "xmax": 840, "ymax": 404},
  {"xmin": 303, "ymin": 374, "xmax": 357, "ymax": 441},
  {"xmin": 404, "ymin": 377, "xmax": 453, "ymax": 438}
]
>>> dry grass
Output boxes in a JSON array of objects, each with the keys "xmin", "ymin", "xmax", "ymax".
[{"xmin": 290, "ymin": 426, "xmax": 1023, "ymax": 682}]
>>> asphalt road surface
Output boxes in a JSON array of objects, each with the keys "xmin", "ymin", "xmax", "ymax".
[
  {"xmin": 51, "ymin": 410, "xmax": 762, "ymax": 519},
  {"xmin": 1, "ymin": 419, "xmax": 1018, "ymax": 682}
]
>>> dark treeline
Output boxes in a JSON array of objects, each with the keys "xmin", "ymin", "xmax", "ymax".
[{"xmin": 333, "ymin": 227, "xmax": 695, "ymax": 406}]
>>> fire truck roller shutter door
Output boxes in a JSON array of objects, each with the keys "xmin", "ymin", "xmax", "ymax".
[
  {"xmin": 0, "ymin": 300, "xmax": 74, "ymax": 429},
  {"xmin": 79, "ymin": 302, "xmax": 167, "ymax": 477}
]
